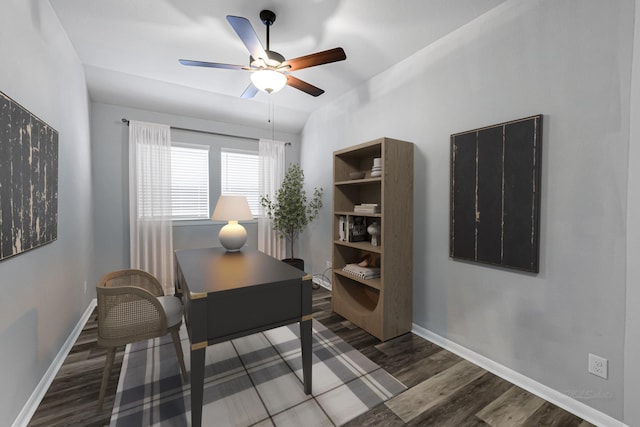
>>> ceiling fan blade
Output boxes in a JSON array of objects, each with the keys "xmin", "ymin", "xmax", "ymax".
[
  {"xmin": 241, "ymin": 83, "xmax": 259, "ymax": 99},
  {"xmin": 286, "ymin": 75, "xmax": 325, "ymax": 97},
  {"xmin": 179, "ymin": 59, "xmax": 247, "ymax": 70},
  {"xmin": 283, "ymin": 47, "xmax": 346, "ymax": 71},
  {"xmin": 226, "ymin": 15, "xmax": 268, "ymax": 61}
]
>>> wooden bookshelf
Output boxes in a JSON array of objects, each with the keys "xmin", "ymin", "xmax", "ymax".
[{"xmin": 332, "ymin": 137, "xmax": 413, "ymax": 341}]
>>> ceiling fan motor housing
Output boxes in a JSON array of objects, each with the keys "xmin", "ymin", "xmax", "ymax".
[{"xmin": 250, "ymin": 50, "xmax": 285, "ymax": 68}]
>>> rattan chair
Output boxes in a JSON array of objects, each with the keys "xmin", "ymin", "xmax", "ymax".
[{"xmin": 96, "ymin": 269, "xmax": 188, "ymax": 411}]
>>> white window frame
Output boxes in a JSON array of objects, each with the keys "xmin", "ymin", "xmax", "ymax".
[
  {"xmin": 220, "ymin": 148, "xmax": 259, "ymax": 217},
  {"xmin": 170, "ymin": 142, "xmax": 210, "ymax": 220}
]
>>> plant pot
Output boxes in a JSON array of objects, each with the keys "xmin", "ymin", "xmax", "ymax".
[{"xmin": 282, "ymin": 258, "xmax": 305, "ymax": 272}]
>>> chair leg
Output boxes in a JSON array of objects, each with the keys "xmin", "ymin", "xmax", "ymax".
[
  {"xmin": 98, "ymin": 347, "xmax": 116, "ymax": 412},
  {"xmin": 171, "ymin": 326, "xmax": 188, "ymax": 381}
]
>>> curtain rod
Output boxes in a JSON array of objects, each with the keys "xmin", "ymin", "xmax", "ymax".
[{"xmin": 121, "ymin": 118, "xmax": 291, "ymax": 146}]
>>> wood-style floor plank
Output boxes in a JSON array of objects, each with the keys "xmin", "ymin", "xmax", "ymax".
[
  {"xmin": 386, "ymin": 359, "xmax": 487, "ymax": 423},
  {"xmin": 28, "ymin": 311, "xmax": 124, "ymax": 427},
  {"xmin": 523, "ymin": 402, "xmax": 595, "ymax": 427},
  {"xmin": 343, "ymin": 402, "xmax": 406, "ymax": 426},
  {"xmin": 392, "ymin": 348, "xmax": 463, "ymax": 389},
  {"xmin": 407, "ymin": 372, "xmax": 512, "ymax": 426},
  {"xmin": 28, "ymin": 287, "xmax": 595, "ymax": 427},
  {"xmin": 476, "ymin": 385, "xmax": 546, "ymax": 426}
]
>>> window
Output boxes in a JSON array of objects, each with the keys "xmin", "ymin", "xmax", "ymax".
[
  {"xmin": 221, "ymin": 148, "xmax": 259, "ymax": 217},
  {"xmin": 170, "ymin": 143, "xmax": 210, "ymax": 219}
]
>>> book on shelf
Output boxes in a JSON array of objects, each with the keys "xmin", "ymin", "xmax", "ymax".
[
  {"xmin": 342, "ymin": 263, "xmax": 380, "ymax": 280},
  {"xmin": 353, "ymin": 203, "xmax": 380, "ymax": 213},
  {"xmin": 338, "ymin": 216, "xmax": 346, "ymax": 241},
  {"xmin": 348, "ymin": 216, "xmax": 368, "ymax": 242},
  {"xmin": 354, "ymin": 207, "xmax": 380, "ymax": 213}
]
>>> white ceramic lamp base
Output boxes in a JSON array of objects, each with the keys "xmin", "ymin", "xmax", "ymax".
[{"xmin": 219, "ymin": 221, "xmax": 247, "ymax": 252}]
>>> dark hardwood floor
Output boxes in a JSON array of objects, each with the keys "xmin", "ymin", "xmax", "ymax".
[{"xmin": 29, "ymin": 288, "xmax": 594, "ymax": 426}]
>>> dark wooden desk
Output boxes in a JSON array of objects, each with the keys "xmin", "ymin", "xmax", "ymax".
[{"xmin": 174, "ymin": 247, "xmax": 312, "ymax": 427}]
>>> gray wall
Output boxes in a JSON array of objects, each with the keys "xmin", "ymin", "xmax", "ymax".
[
  {"xmin": 299, "ymin": 0, "xmax": 635, "ymax": 422},
  {"xmin": 624, "ymin": 1, "xmax": 640, "ymax": 425},
  {"xmin": 90, "ymin": 102, "xmax": 300, "ymax": 284},
  {"xmin": 0, "ymin": 2, "xmax": 93, "ymax": 426}
]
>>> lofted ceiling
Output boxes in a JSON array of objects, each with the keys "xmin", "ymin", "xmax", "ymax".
[{"xmin": 49, "ymin": 0, "xmax": 506, "ymax": 134}]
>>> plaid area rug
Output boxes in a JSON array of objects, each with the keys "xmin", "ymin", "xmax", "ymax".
[{"xmin": 110, "ymin": 319, "xmax": 406, "ymax": 426}]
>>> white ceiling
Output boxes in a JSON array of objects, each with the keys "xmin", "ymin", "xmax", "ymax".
[{"xmin": 49, "ymin": 0, "xmax": 506, "ymax": 134}]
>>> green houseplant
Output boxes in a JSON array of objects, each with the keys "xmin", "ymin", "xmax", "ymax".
[{"xmin": 260, "ymin": 164, "xmax": 323, "ymax": 270}]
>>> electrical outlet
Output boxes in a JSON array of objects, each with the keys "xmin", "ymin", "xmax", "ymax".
[
  {"xmin": 588, "ymin": 353, "xmax": 608, "ymax": 379},
  {"xmin": 83, "ymin": 280, "xmax": 87, "ymax": 293},
  {"xmin": 326, "ymin": 260, "xmax": 332, "ymax": 269}
]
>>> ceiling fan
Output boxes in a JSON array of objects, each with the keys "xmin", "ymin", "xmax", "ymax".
[{"xmin": 179, "ymin": 9, "xmax": 346, "ymax": 98}]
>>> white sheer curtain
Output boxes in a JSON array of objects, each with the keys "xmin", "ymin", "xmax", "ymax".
[
  {"xmin": 128, "ymin": 120, "xmax": 174, "ymax": 294},
  {"xmin": 258, "ymin": 139, "xmax": 286, "ymax": 259}
]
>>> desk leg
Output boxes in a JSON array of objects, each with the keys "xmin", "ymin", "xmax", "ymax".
[
  {"xmin": 191, "ymin": 347, "xmax": 205, "ymax": 427},
  {"xmin": 301, "ymin": 318, "xmax": 312, "ymax": 394}
]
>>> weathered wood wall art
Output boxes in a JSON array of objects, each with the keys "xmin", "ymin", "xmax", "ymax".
[
  {"xmin": 0, "ymin": 91, "xmax": 58, "ymax": 261},
  {"xmin": 450, "ymin": 115, "xmax": 542, "ymax": 273}
]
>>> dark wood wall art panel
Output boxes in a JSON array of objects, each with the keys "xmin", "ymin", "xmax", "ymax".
[
  {"xmin": 0, "ymin": 91, "xmax": 58, "ymax": 261},
  {"xmin": 450, "ymin": 131, "xmax": 476, "ymax": 261},
  {"xmin": 450, "ymin": 115, "xmax": 542, "ymax": 273}
]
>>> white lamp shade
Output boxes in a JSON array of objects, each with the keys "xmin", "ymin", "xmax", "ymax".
[
  {"xmin": 250, "ymin": 69, "xmax": 287, "ymax": 94},
  {"xmin": 211, "ymin": 195, "xmax": 253, "ymax": 251},
  {"xmin": 211, "ymin": 195, "xmax": 253, "ymax": 221}
]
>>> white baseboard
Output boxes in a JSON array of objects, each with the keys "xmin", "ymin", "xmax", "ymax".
[
  {"xmin": 411, "ymin": 323, "xmax": 626, "ymax": 427},
  {"xmin": 12, "ymin": 298, "xmax": 97, "ymax": 427}
]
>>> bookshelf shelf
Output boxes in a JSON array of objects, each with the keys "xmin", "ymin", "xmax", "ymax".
[
  {"xmin": 333, "ymin": 270, "xmax": 382, "ymax": 290},
  {"xmin": 335, "ymin": 211, "xmax": 382, "ymax": 218},
  {"xmin": 333, "ymin": 239, "xmax": 382, "ymax": 254},
  {"xmin": 332, "ymin": 137, "xmax": 413, "ymax": 341},
  {"xmin": 335, "ymin": 177, "xmax": 382, "ymax": 186}
]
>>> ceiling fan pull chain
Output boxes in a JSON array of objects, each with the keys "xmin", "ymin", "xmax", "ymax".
[{"xmin": 269, "ymin": 96, "xmax": 275, "ymax": 141}]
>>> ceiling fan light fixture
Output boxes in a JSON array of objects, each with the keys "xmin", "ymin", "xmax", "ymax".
[
  {"xmin": 250, "ymin": 69, "xmax": 287, "ymax": 94},
  {"xmin": 179, "ymin": 10, "xmax": 346, "ymax": 98}
]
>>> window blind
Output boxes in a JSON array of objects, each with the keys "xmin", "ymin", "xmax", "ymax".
[
  {"xmin": 221, "ymin": 148, "xmax": 259, "ymax": 217},
  {"xmin": 171, "ymin": 143, "xmax": 210, "ymax": 219}
]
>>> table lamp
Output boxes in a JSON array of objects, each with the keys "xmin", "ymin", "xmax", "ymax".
[{"xmin": 211, "ymin": 195, "xmax": 253, "ymax": 251}]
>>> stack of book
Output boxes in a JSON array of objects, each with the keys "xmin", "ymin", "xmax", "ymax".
[
  {"xmin": 339, "ymin": 215, "xmax": 368, "ymax": 242},
  {"xmin": 342, "ymin": 263, "xmax": 380, "ymax": 280},
  {"xmin": 354, "ymin": 203, "xmax": 380, "ymax": 214}
]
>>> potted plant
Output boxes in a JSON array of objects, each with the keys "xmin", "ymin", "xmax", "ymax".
[{"xmin": 260, "ymin": 164, "xmax": 323, "ymax": 271}]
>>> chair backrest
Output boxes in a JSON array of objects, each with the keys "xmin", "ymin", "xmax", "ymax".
[
  {"xmin": 100, "ymin": 269, "xmax": 165, "ymax": 296},
  {"xmin": 96, "ymin": 270, "xmax": 168, "ymax": 347}
]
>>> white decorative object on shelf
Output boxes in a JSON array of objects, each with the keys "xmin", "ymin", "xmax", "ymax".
[
  {"xmin": 371, "ymin": 157, "xmax": 382, "ymax": 177},
  {"xmin": 367, "ymin": 222, "xmax": 381, "ymax": 246}
]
